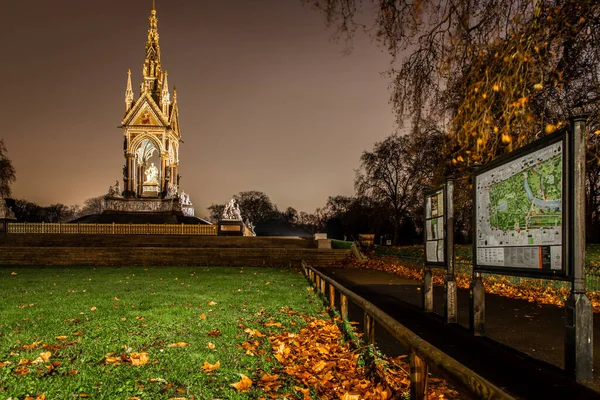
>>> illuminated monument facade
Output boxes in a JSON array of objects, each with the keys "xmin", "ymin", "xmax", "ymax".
[{"xmin": 104, "ymin": 1, "xmax": 197, "ymax": 219}]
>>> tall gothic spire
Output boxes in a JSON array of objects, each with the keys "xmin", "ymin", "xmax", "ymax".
[
  {"xmin": 125, "ymin": 69, "xmax": 134, "ymax": 112},
  {"xmin": 142, "ymin": 0, "xmax": 162, "ymax": 96},
  {"xmin": 161, "ymin": 71, "xmax": 171, "ymax": 115}
]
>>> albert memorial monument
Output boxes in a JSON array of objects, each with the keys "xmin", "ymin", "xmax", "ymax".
[{"xmin": 76, "ymin": 2, "xmax": 207, "ymax": 224}]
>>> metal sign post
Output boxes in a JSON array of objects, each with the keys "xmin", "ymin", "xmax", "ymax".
[
  {"xmin": 444, "ymin": 177, "xmax": 457, "ymax": 324},
  {"xmin": 470, "ymin": 165, "xmax": 485, "ymax": 336},
  {"xmin": 564, "ymin": 116, "xmax": 593, "ymax": 381}
]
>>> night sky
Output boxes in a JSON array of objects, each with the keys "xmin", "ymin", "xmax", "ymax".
[{"xmin": 1, "ymin": 0, "xmax": 395, "ymax": 218}]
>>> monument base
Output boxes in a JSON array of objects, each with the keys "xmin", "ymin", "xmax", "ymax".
[
  {"xmin": 218, "ymin": 219, "xmax": 244, "ymax": 236},
  {"xmin": 142, "ymin": 183, "xmax": 160, "ymax": 198},
  {"xmin": 72, "ymin": 196, "xmax": 209, "ymax": 225},
  {"xmin": 104, "ymin": 197, "xmax": 195, "ymax": 217}
]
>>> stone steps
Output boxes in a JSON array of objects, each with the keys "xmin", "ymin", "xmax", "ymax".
[
  {"xmin": 0, "ymin": 234, "xmax": 313, "ymax": 249},
  {"xmin": 0, "ymin": 246, "xmax": 350, "ymax": 267}
]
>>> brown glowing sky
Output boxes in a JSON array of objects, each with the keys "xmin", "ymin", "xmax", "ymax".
[{"xmin": 1, "ymin": 0, "xmax": 395, "ymax": 218}]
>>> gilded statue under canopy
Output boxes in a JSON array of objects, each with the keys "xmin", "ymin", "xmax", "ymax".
[{"xmin": 144, "ymin": 163, "xmax": 159, "ymax": 184}]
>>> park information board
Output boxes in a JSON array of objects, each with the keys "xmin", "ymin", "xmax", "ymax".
[
  {"xmin": 425, "ymin": 188, "xmax": 445, "ymax": 266},
  {"xmin": 474, "ymin": 132, "xmax": 566, "ymax": 277}
]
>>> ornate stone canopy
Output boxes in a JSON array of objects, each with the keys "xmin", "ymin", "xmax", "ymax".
[
  {"xmin": 101, "ymin": 1, "xmax": 197, "ymax": 220},
  {"xmin": 119, "ymin": 1, "xmax": 182, "ymax": 202}
]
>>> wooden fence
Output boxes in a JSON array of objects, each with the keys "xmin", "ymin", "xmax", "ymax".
[
  {"xmin": 7, "ymin": 222, "xmax": 218, "ymax": 236},
  {"xmin": 302, "ymin": 261, "xmax": 513, "ymax": 400}
]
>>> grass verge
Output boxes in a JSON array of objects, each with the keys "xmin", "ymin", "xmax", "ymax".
[
  {"xmin": 0, "ymin": 266, "xmax": 325, "ymax": 399},
  {"xmin": 331, "ymin": 240, "xmax": 353, "ymax": 250}
]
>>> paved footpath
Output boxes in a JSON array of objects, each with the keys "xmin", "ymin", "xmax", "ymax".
[{"xmin": 318, "ymin": 267, "xmax": 600, "ymax": 400}]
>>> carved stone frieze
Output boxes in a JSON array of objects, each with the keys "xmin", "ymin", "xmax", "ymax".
[
  {"xmin": 182, "ymin": 204, "xmax": 195, "ymax": 217},
  {"xmin": 106, "ymin": 198, "xmax": 178, "ymax": 213},
  {"xmin": 165, "ymin": 183, "xmax": 178, "ymax": 199},
  {"xmin": 105, "ymin": 197, "xmax": 195, "ymax": 217}
]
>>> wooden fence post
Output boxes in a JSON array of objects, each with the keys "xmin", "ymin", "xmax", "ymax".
[
  {"xmin": 410, "ymin": 351, "xmax": 429, "ymax": 400},
  {"xmin": 340, "ymin": 294, "xmax": 348, "ymax": 320},
  {"xmin": 364, "ymin": 313, "xmax": 375, "ymax": 345},
  {"xmin": 329, "ymin": 284, "xmax": 335, "ymax": 309}
]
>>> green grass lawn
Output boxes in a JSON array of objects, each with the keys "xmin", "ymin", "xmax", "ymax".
[
  {"xmin": 331, "ymin": 240, "xmax": 353, "ymax": 250},
  {"xmin": 0, "ymin": 266, "xmax": 325, "ymax": 399}
]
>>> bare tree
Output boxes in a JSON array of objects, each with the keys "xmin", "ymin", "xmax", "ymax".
[
  {"xmin": 282, "ymin": 207, "xmax": 299, "ymax": 224},
  {"xmin": 233, "ymin": 191, "xmax": 278, "ymax": 225},
  {"xmin": 305, "ymin": 0, "xmax": 600, "ymax": 165},
  {"xmin": 0, "ymin": 139, "xmax": 16, "ymax": 198},
  {"xmin": 207, "ymin": 203, "xmax": 225, "ymax": 223},
  {"xmin": 9, "ymin": 200, "xmax": 76, "ymax": 222},
  {"xmin": 355, "ymin": 132, "xmax": 441, "ymax": 243},
  {"xmin": 80, "ymin": 195, "xmax": 106, "ymax": 216}
]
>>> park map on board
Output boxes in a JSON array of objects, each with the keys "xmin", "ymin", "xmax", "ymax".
[{"xmin": 475, "ymin": 140, "xmax": 563, "ymax": 271}]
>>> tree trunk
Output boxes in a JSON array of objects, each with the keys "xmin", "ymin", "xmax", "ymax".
[{"xmin": 393, "ymin": 217, "xmax": 400, "ymax": 245}]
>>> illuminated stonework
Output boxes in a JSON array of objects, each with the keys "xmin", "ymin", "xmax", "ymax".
[
  {"xmin": 104, "ymin": 1, "xmax": 195, "ymax": 218},
  {"xmin": 120, "ymin": 1, "xmax": 182, "ymax": 201},
  {"xmin": 144, "ymin": 163, "xmax": 159, "ymax": 184},
  {"xmin": 222, "ymin": 199, "xmax": 242, "ymax": 221}
]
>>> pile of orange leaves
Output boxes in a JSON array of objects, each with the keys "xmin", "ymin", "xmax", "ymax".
[
  {"xmin": 331, "ymin": 256, "xmax": 600, "ymax": 313},
  {"xmin": 0, "ymin": 339, "xmax": 79, "ymax": 379},
  {"xmin": 1, "ymin": 308, "xmax": 462, "ymax": 398},
  {"xmin": 269, "ymin": 311, "xmax": 458, "ymax": 399},
  {"xmin": 103, "ymin": 351, "xmax": 149, "ymax": 366}
]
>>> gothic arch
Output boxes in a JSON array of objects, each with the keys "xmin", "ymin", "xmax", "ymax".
[{"xmin": 128, "ymin": 132, "xmax": 164, "ymax": 157}]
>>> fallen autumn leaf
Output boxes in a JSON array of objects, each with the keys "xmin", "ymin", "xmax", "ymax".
[{"xmin": 231, "ymin": 374, "xmax": 253, "ymax": 391}]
